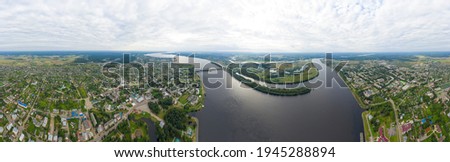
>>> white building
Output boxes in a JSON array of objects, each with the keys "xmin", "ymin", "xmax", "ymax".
[
  {"xmin": 12, "ymin": 127, "xmax": 18, "ymax": 135},
  {"xmin": 19, "ymin": 133, "xmax": 25, "ymax": 141},
  {"xmin": 42, "ymin": 117, "xmax": 48, "ymax": 127},
  {"xmin": 6, "ymin": 123, "xmax": 13, "ymax": 131},
  {"xmin": 137, "ymin": 96, "xmax": 144, "ymax": 103},
  {"xmin": 47, "ymin": 133, "xmax": 53, "ymax": 142},
  {"xmin": 61, "ymin": 118, "xmax": 67, "ymax": 127}
]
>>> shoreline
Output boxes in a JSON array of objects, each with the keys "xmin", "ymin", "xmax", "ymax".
[
  {"xmin": 337, "ymin": 72, "xmax": 369, "ymax": 109},
  {"xmin": 336, "ymin": 70, "xmax": 371, "ymax": 142},
  {"xmin": 191, "ymin": 116, "xmax": 199, "ymax": 142}
]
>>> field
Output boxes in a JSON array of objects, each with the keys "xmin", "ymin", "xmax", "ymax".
[
  {"xmin": 244, "ymin": 62, "xmax": 319, "ymax": 84},
  {"xmin": 178, "ymin": 93, "xmax": 189, "ymax": 105},
  {"xmin": 0, "ymin": 55, "xmax": 79, "ymax": 66},
  {"xmin": 267, "ymin": 67, "xmax": 318, "ymax": 83},
  {"xmin": 435, "ymin": 57, "xmax": 450, "ymax": 64}
]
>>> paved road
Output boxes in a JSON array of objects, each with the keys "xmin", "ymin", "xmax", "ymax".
[{"xmin": 389, "ymin": 99, "xmax": 402, "ymax": 142}]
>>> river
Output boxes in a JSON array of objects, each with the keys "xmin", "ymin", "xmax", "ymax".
[{"xmin": 147, "ymin": 53, "xmax": 364, "ymax": 142}]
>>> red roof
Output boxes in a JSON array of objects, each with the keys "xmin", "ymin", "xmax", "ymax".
[
  {"xmin": 402, "ymin": 123, "xmax": 412, "ymax": 133},
  {"xmin": 378, "ymin": 127, "xmax": 389, "ymax": 142},
  {"xmin": 435, "ymin": 125, "xmax": 442, "ymax": 133},
  {"xmin": 425, "ymin": 127, "xmax": 432, "ymax": 134}
]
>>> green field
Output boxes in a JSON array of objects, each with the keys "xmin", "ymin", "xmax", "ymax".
[
  {"xmin": 245, "ymin": 62, "xmax": 319, "ymax": 84},
  {"xmin": 0, "ymin": 55, "xmax": 79, "ymax": 66},
  {"xmin": 267, "ymin": 67, "xmax": 318, "ymax": 83},
  {"xmin": 178, "ymin": 93, "xmax": 189, "ymax": 104}
]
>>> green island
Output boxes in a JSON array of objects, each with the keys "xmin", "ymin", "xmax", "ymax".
[{"xmin": 221, "ymin": 61, "xmax": 317, "ymax": 96}]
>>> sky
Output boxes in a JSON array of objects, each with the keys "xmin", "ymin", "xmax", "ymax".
[{"xmin": 0, "ymin": 0, "xmax": 449, "ymax": 52}]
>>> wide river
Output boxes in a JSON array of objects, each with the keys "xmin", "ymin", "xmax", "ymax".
[{"xmin": 148, "ymin": 53, "xmax": 364, "ymax": 142}]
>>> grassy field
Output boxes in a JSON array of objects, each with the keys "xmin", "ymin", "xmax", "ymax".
[
  {"xmin": 268, "ymin": 67, "xmax": 319, "ymax": 83},
  {"xmin": 362, "ymin": 111, "xmax": 372, "ymax": 142},
  {"xmin": 178, "ymin": 93, "xmax": 189, "ymax": 105},
  {"xmin": 0, "ymin": 55, "xmax": 79, "ymax": 66},
  {"xmin": 435, "ymin": 57, "xmax": 450, "ymax": 64},
  {"xmin": 250, "ymin": 63, "xmax": 319, "ymax": 84}
]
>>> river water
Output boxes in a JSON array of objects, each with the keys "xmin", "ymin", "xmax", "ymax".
[{"xmin": 147, "ymin": 53, "xmax": 364, "ymax": 142}]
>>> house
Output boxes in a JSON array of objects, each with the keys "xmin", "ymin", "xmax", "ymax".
[
  {"xmin": 421, "ymin": 119, "xmax": 426, "ymax": 124},
  {"xmin": 363, "ymin": 90, "xmax": 373, "ymax": 98},
  {"xmin": 401, "ymin": 123, "xmax": 412, "ymax": 134},
  {"xmin": 97, "ymin": 124, "xmax": 104, "ymax": 133},
  {"xmin": 12, "ymin": 127, "xmax": 18, "ymax": 136},
  {"xmin": 42, "ymin": 117, "xmax": 48, "ymax": 127},
  {"xmin": 0, "ymin": 127, "xmax": 3, "ymax": 133},
  {"xmin": 17, "ymin": 101, "xmax": 28, "ymax": 108},
  {"xmin": 11, "ymin": 114, "xmax": 17, "ymax": 121},
  {"xmin": 159, "ymin": 121, "xmax": 165, "ymax": 128},
  {"xmin": 47, "ymin": 133, "xmax": 53, "ymax": 141},
  {"xmin": 114, "ymin": 113, "xmax": 122, "ymax": 121},
  {"xmin": 425, "ymin": 127, "xmax": 433, "ymax": 134},
  {"xmin": 82, "ymin": 132, "xmax": 89, "ymax": 141},
  {"xmin": 32, "ymin": 118, "xmax": 41, "ymax": 127},
  {"xmin": 137, "ymin": 96, "xmax": 144, "ymax": 103},
  {"xmin": 82, "ymin": 120, "xmax": 91, "ymax": 131},
  {"xmin": 105, "ymin": 105, "xmax": 112, "ymax": 111},
  {"xmin": 402, "ymin": 84, "xmax": 410, "ymax": 91},
  {"xmin": 19, "ymin": 133, "xmax": 25, "ymax": 141},
  {"xmin": 6, "ymin": 123, "xmax": 13, "ymax": 131},
  {"xmin": 105, "ymin": 120, "xmax": 115, "ymax": 130},
  {"xmin": 377, "ymin": 127, "xmax": 389, "ymax": 142},
  {"xmin": 61, "ymin": 118, "xmax": 67, "ymax": 127},
  {"xmin": 186, "ymin": 128, "xmax": 193, "ymax": 137},
  {"xmin": 435, "ymin": 125, "xmax": 442, "ymax": 133}
]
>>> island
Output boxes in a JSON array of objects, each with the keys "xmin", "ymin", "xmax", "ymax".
[{"xmin": 218, "ymin": 60, "xmax": 319, "ymax": 96}]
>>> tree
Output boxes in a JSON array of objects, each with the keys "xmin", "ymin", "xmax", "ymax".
[
  {"xmin": 148, "ymin": 102, "xmax": 160, "ymax": 114},
  {"xmin": 159, "ymin": 97, "xmax": 173, "ymax": 109},
  {"xmin": 164, "ymin": 108, "xmax": 187, "ymax": 130}
]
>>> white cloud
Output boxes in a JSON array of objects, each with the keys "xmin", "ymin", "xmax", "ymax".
[{"xmin": 0, "ymin": 0, "xmax": 449, "ymax": 52}]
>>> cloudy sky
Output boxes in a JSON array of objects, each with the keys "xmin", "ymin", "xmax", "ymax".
[{"xmin": 0, "ymin": 0, "xmax": 449, "ymax": 52}]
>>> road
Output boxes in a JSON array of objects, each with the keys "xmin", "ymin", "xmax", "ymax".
[
  {"xmin": 389, "ymin": 99, "xmax": 402, "ymax": 142},
  {"xmin": 14, "ymin": 89, "xmax": 41, "ymax": 142},
  {"xmin": 364, "ymin": 112, "xmax": 374, "ymax": 142}
]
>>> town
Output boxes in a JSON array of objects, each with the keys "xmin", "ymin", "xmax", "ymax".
[
  {"xmin": 339, "ymin": 55, "xmax": 450, "ymax": 142},
  {"xmin": 0, "ymin": 54, "xmax": 204, "ymax": 142}
]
